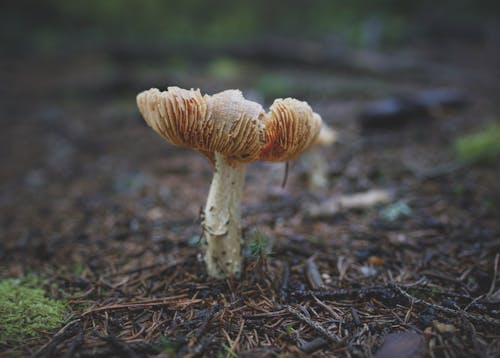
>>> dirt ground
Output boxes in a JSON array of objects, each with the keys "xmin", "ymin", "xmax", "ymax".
[{"xmin": 1, "ymin": 41, "xmax": 499, "ymax": 357}]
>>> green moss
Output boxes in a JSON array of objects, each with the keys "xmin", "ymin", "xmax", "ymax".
[
  {"xmin": 454, "ymin": 123, "xmax": 500, "ymax": 164},
  {"xmin": 0, "ymin": 278, "xmax": 67, "ymax": 344}
]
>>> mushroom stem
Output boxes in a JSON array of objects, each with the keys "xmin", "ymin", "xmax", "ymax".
[
  {"xmin": 204, "ymin": 152, "xmax": 246, "ymax": 278},
  {"xmin": 302, "ymin": 148, "xmax": 329, "ymax": 189}
]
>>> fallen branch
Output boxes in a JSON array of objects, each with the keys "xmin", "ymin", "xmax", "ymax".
[
  {"xmin": 299, "ymin": 337, "xmax": 329, "ymax": 354},
  {"xmin": 71, "ymin": 339, "xmax": 168, "ymax": 358},
  {"xmin": 291, "ymin": 286, "xmax": 389, "ymax": 299},
  {"xmin": 99, "ymin": 335, "xmax": 138, "ymax": 358},
  {"xmin": 285, "ymin": 305, "xmax": 342, "ymax": 345},
  {"xmin": 305, "ymin": 257, "xmax": 324, "ymax": 289},
  {"xmin": 392, "ymin": 284, "xmax": 500, "ymax": 327},
  {"xmin": 61, "ymin": 329, "xmax": 83, "ymax": 358},
  {"xmin": 81, "ymin": 294, "xmax": 199, "ymax": 316},
  {"xmin": 178, "ymin": 306, "xmax": 221, "ymax": 355},
  {"xmin": 35, "ymin": 319, "xmax": 81, "ymax": 358},
  {"xmin": 280, "ymin": 263, "xmax": 290, "ymax": 302},
  {"xmin": 242, "ymin": 310, "xmax": 287, "ymax": 320},
  {"xmin": 292, "ymin": 283, "xmax": 500, "ymax": 327}
]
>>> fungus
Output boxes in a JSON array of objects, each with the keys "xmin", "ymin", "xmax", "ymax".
[
  {"xmin": 137, "ymin": 87, "xmax": 321, "ymax": 278},
  {"xmin": 301, "ymin": 124, "xmax": 337, "ymax": 189}
]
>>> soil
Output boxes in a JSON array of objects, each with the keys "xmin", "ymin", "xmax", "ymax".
[{"xmin": 1, "ymin": 41, "xmax": 499, "ymax": 357}]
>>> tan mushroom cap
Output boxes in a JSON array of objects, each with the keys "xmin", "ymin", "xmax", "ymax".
[
  {"xmin": 137, "ymin": 87, "xmax": 208, "ymax": 148},
  {"xmin": 205, "ymin": 90, "xmax": 265, "ymax": 163},
  {"xmin": 260, "ymin": 98, "xmax": 322, "ymax": 162},
  {"xmin": 137, "ymin": 87, "xmax": 322, "ymax": 165}
]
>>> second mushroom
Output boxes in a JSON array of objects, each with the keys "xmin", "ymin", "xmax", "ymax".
[{"xmin": 137, "ymin": 87, "xmax": 322, "ymax": 278}]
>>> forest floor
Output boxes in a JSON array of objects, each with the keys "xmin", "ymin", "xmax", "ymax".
[{"xmin": 1, "ymin": 40, "xmax": 499, "ymax": 357}]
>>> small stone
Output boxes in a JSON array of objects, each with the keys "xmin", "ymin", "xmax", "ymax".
[{"xmin": 374, "ymin": 331, "xmax": 425, "ymax": 358}]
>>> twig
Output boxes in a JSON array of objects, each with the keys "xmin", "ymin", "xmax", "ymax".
[
  {"xmin": 291, "ymin": 286, "xmax": 388, "ymax": 299},
  {"xmin": 285, "ymin": 305, "xmax": 342, "ymax": 345},
  {"xmin": 350, "ymin": 307, "xmax": 361, "ymax": 326},
  {"xmin": 73, "ymin": 338, "xmax": 174, "ymax": 357},
  {"xmin": 35, "ymin": 319, "xmax": 81, "ymax": 358},
  {"xmin": 306, "ymin": 257, "xmax": 324, "ymax": 289},
  {"xmin": 312, "ymin": 295, "xmax": 340, "ymax": 319},
  {"xmin": 488, "ymin": 253, "xmax": 499, "ymax": 297},
  {"xmin": 178, "ymin": 306, "xmax": 220, "ymax": 355},
  {"xmin": 82, "ymin": 295, "xmax": 199, "ymax": 316},
  {"xmin": 299, "ymin": 337, "xmax": 329, "ymax": 354},
  {"xmin": 242, "ymin": 309, "xmax": 287, "ymax": 319},
  {"xmin": 189, "ymin": 335, "xmax": 215, "ymax": 356},
  {"xmin": 294, "ymin": 279, "xmax": 475, "ymax": 301},
  {"xmin": 393, "ymin": 284, "xmax": 500, "ymax": 327},
  {"xmin": 280, "ymin": 263, "xmax": 290, "ymax": 302},
  {"xmin": 194, "ymin": 306, "xmax": 220, "ymax": 338},
  {"xmin": 406, "ymin": 286, "xmax": 475, "ymax": 301},
  {"xmin": 231, "ymin": 319, "xmax": 246, "ymax": 354},
  {"xmin": 61, "ymin": 328, "xmax": 83, "ymax": 358},
  {"xmin": 99, "ymin": 335, "xmax": 138, "ymax": 358}
]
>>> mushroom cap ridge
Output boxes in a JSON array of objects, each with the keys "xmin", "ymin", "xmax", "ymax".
[
  {"xmin": 137, "ymin": 87, "xmax": 322, "ymax": 164},
  {"xmin": 259, "ymin": 98, "xmax": 322, "ymax": 162},
  {"xmin": 137, "ymin": 87, "xmax": 265, "ymax": 165}
]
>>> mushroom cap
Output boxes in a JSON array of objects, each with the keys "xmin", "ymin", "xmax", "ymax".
[
  {"xmin": 137, "ymin": 87, "xmax": 265, "ymax": 165},
  {"xmin": 137, "ymin": 87, "xmax": 208, "ymax": 148},
  {"xmin": 205, "ymin": 90, "xmax": 265, "ymax": 164},
  {"xmin": 137, "ymin": 87, "xmax": 322, "ymax": 165},
  {"xmin": 259, "ymin": 98, "xmax": 322, "ymax": 162}
]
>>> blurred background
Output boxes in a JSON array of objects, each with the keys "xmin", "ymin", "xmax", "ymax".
[
  {"xmin": 2, "ymin": 3, "xmax": 500, "ymax": 355},
  {"xmin": 3, "ymin": 0, "xmax": 500, "ymax": 50},
  {"xmin": 1, "ymin": 0, "xmax": 499, "ymax": 268}
]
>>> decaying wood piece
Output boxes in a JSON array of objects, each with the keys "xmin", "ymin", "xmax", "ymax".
[{"xmin": 305, "ymin": 189, "xmax": 393, "ymax": 217}]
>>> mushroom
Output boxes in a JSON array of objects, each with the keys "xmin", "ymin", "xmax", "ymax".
[
  {"xmin": 301, "ymin": 124, "xmax": 337, "ymax": 189},
  {"xmin": 137, "ymin": 87, "xmax": 321, "ymax": 278}
]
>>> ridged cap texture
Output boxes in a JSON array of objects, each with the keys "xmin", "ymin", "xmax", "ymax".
[{"xmin": 137, "ymin": 86, "xmax": 322, "ymax": 165}]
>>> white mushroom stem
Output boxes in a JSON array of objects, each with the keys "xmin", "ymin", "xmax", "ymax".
[
  {"xmin": 204, "ymin": 152, "xmax": 246, "ymax": 278},
  {"xmin": 302, "ymin": 148, "xmax": 329, "ymax": 189},
  {"xmin": 303, "ymin": 124, "xmax": 337, "ymax": 190}
]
